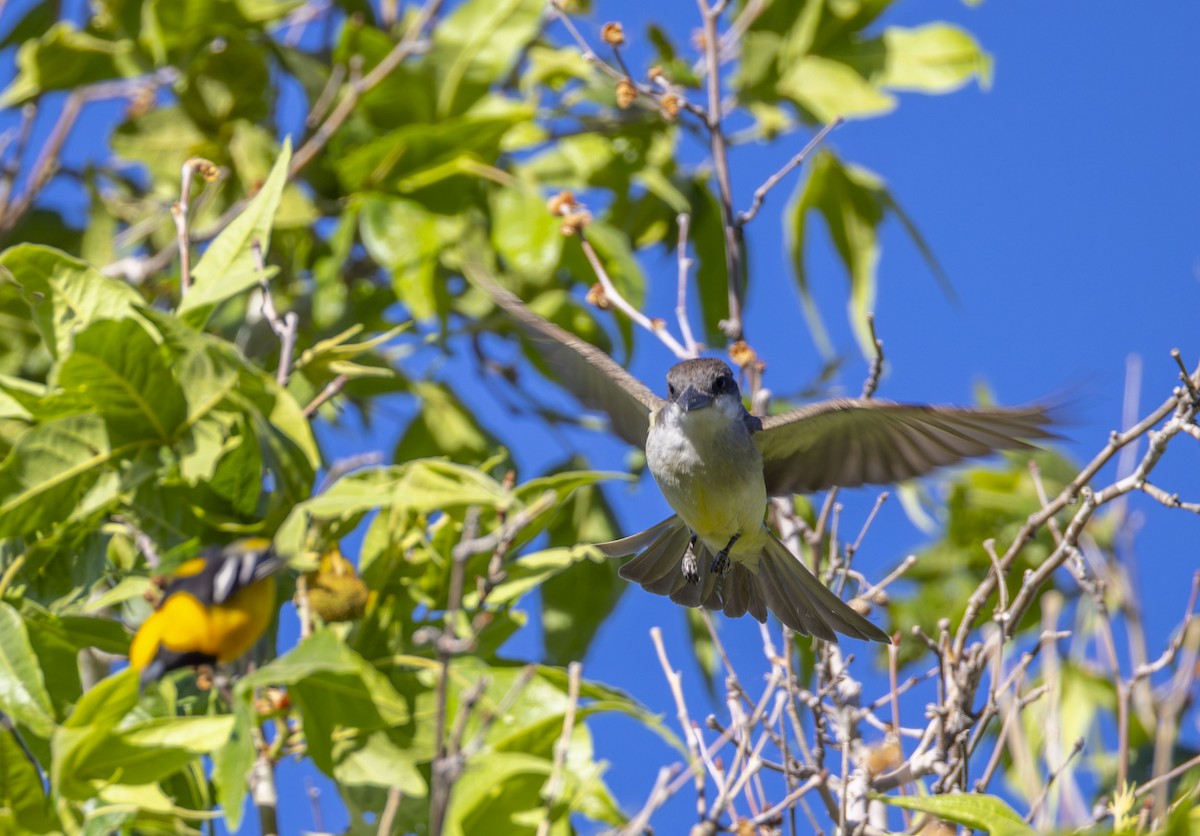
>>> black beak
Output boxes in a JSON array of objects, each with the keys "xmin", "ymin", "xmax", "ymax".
[{"xmin": 677, "ymin": 385, "xmax": 713, "ymax": 412}]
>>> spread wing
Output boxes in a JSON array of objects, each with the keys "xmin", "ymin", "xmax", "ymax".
[
  {"xmin": 756, "ymin": 399, "xmax": 1054, "ymax": 496},
  {"xmin": 464, "ymin": 264, "xmax": 662, "ymax": 449}
]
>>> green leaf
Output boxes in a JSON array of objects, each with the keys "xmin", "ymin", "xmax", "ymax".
[
  {"xmin": 62, "ymin": 667, "xmax": 138, "ymax": 731},
  {"xmin": 212, "ymin": 699, "xmax": 255, "ymax": 831},
  {"xmin": 463, "ymin": 546, "xmax": 599, "ymax": 609},
  {"xmin": 333, "ymin": 113, "xmax": 524, "ymax": 200},
  {"xmin": 0, "ymin": 603, "xmax": 55, "ymax": 738},
  {"xmin": 875, "ymin": 24, "xmax": 992, "ymax": 93},
  {"xmin": 490, "ymin": 184, "xmax": 563, "ymax": 284},
  {"xmin": 778, "ymin": 55, "xmax": 896, "ymax": 122},
  {"xmin": 56, "ymin": 318, "xmax": 188, "ymax": 444},
  {"xmin": 184, "ymin": 137, "xmax": 292, "ymax": 326},
  {"xmin": 541, "ymin": 476, "xmax": 624, "ymax": 664},
  {"xmin": 238, "ymin": 630, "xmax": 424, "ymax": 792},
  {"xmin": 119, "ymin": 715, "xmax": 236, "ymax": 751},
  {"xmin": 358, "ymin": 197, "xmax": 450, "ymax": 322},
  {"xmin": 0, "ymin": 414, "xmax": 139, "ymax": 538},
  {"xmin": 56, "ymin": 715, "xmax": 234, "ymax": 800},
  {"xmin": 0, "ymin": 722, "xmax": 53, "ymax": 830},
  {"xmin": 787, "ymin": 150, "xmax": 884, "ymax": 359},
  {"xmin": 397, "ymin": 382, "xmax": 500, "ymax": 466},
  {"xmin": 110, "ymin": 106, "xmax": 207, "ymax": 186},
  {"xmin": 431, "ymin": 0, "xmax": 545, "ymax": 115},
  {"xmin": 0, "ymin": 245, "xmax": 142, "ymax": 360},
  {"xmin": 872, "ymin": 792, "xmax": 1035, "ymax": 836},
  {"xmin": 275, "ymin": 461, "xmax": 510, "ymax": 558},
  {"xmin": 0, "ymin": 23, "xmax": 137, "ymax": 107}
]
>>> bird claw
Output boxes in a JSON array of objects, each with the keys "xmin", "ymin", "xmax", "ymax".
[{"xmin": 710, "ymin": 550, "xmax": 731, "ymax": 577}]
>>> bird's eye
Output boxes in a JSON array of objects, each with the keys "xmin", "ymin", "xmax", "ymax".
[
  {"xmin": 668, "ymin": 384, "xmax": 677, "ymax": 398},
  {"xmin": 713, "ymin": 376, "xmax": 728, "ymax": 393}
]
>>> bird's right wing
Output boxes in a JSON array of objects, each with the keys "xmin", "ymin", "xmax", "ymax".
[{"xmin": 464, "ymin": 263, "xmax": 662, "ymax": 449}]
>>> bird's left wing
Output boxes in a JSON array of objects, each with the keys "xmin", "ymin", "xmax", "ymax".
[
  {"xmin": 464, "ymin": 263, "xmax": 662, "ymax": 449},
  {"xmin": 756, "ymin": 399, "xmax": 1054, "ymax": 496}
]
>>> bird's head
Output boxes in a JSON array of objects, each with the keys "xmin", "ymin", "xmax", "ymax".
[{"xmin": 664, "ymin": 358, "xmax": 745, "ymax": 422}]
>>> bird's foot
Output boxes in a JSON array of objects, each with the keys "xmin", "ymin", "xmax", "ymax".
[
  {"xmin": 710, "ymin": 532, "xmax": 740, "ymax": 577},
  {"xmin": 682, "ymin": 548, "xmax": 700, "ymax": 584},
  {"xmin": 710, "ymin": 550, "xmax": 731, "ymax": 577}
]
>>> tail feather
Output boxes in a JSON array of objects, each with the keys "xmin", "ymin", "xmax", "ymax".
[
  {"xmin": 756, "ymin": 535, "xmax": 890, "ymax": 643},
  {"xmin": 596, "ymin": 516, "xmax": 681, "ymax": 558},
  {"xmin": 618, "ymin": 517, "xmax": 690, "ymax": 590},
  {"xmin": 602, "ymin": 519, "xmax": 887, "ymax": 644},
  {"xmin": 713, "ymin": 562, "xmax": 768, "ymax": 624}
]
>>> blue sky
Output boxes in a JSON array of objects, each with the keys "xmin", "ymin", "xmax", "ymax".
[{"xmin": 3, "ymin": 0, "xmax": 1200, "ymax": 832}]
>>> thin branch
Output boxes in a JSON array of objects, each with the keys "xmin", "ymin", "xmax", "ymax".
[
  {"xmin": 577, "ymin": 229, "xmax": 691, "ymax": 359},
  {"xmin": 1025, "ymin": 738, "xmax": 1085, "ymax": 824},
  {"xmin": 738, "ymin": 118, "xmax": 843, "ymax": 227},
  {"xmin": 303, "ymin": 374, "xmax": 349, "ymax": 418},
  {"xmin": 696, "ymin": 0, "xmax": 744, "ymax": 341},
  {"xmin": 537, "ymin": 661, "xmax": 583, "ymax": 836},
  {"xmin": 0, "ymin": 92, "xmax": 82, "ymax": 235},
  {"xmin": 651, "ymin": 626, "xmax": 706, "ymax": 823},
  {"xmin": 675, "ymin": 213, "xmax": 701, "ymax": 357},
  {"xmin": 291, "ymin": 0, "xmax": 444, "ymax": 176},
  {"xmin": 859, "ymin": 314, "xmax": 884, "ymax": 400}
]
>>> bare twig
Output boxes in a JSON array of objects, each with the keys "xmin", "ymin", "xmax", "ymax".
[
  {"xmin": 675, "ymin": 213, "xmax": 701, "ymax": 357},
  {"xmin": 696, "ymin": 0, "xmax": 744, "ymax": 340},
  {"xmin": 303, "ymin": 374, "xmax": 349, "ymax": 418},
  {"xmin": 577, "ymin": 230, "xmax": 690, "ymax": 359},
  {"xmin": 537, "ymin": 661, "xmax": 583, "ymax": 836},
  {"xmin": 738, "ymin": 118, "xmax": 843, "ymax": 227},
  {"xmin": 651, "ymin": 626, "xmax": 706, "ymax": 822}
]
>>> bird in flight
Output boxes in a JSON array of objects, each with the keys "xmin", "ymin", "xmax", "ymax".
[{"xmin": 471, "ymin": 271, "xmax": 1053, "ymax": 643}]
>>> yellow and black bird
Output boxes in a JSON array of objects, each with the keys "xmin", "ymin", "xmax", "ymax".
[{"xmin": 129, "ymin": 538, "xmax": 283, "ymax": 685}]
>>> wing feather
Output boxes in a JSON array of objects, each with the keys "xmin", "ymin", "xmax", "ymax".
[
  {"xmin": 464, "ymin": 263, "xmax": 660, "ymax": 449},
  {"xmin": 756, "ymin": 399, "xmax": 1053, "ymax": 495}
]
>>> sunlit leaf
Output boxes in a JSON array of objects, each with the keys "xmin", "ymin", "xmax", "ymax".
[{"xmin": 873, "ymin": 792, "xmax": 1034, "ymax": 836}]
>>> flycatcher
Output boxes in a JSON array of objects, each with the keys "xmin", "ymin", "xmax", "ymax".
[{"xmin": 470, "ymin": 271, "xmax": 1053, "ymax": 643}]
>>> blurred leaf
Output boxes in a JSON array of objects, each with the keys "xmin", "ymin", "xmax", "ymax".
[
  {"xmin": 541, "ymin": 473, "xmax": 623, "ymax": 665},
  {"xmin": 0, "ymin": 603, "xmax": 55, "ymax": 738},
  {"xmin": 57, "ymin": 318, "xmax": 187, "ymax": 445},
  {"xmin": 238, "ymin": 630, "xmax": 426, "ymax": 794},
  {"xmin": 779, "ymin": 55, "xmax": 896, "ymax": 123},
  {"xmin": 0, "ymin": 415, "xmax": 130, "ymax": 538},
  {"xmin": 873, "ymin": 792, "xmax": 1034, "ymax": 836},
  {"xmin": 490, "ymin": 184, "xmax": 563, "ymax": 285},
  {"xmin": 184, "ymin": 138, "xmax": 292, "ymax": 327},
  {"xmin": 430, "ymin": 0, "xmax": 545, "ymax": 115},
  {"xmin": 521, "ymin": 45, "xmax": 594, "ymax": 95},
  {"xmin": 293, "ymin": 323, "xmax": 406, "ymax": 386},
  {"xmin": 212, "ymin": 700, "xmax": 255, "ymax": 831},
  {"xmin": 684, "ymin": 608, "xmax": 720, "ymax": 699},
  {"xmin": 787, "ymin": 150, "xmax": 884, "ymax": 359},
  {"xmin": 873, "ymin": 24, "xmax": 993, "ymax": 93},
  {"xmin": 358, "ymin": 196, "xmax": 453, "ymax": 322},
  {"xmin": 0, "ymin": 23, "xmax": 137, "ymax": 107},
  {"xmin": 0, "ymin": 245, "xmax": 142, "ymax": 360},
  {"xmin": 110, "ymin": 106, "xmax": 207, "ymax": 186},
  {"xmin": 0, "ymin": 722, "xmax": 53, "ymax": 830},
  {"xmin": 397, "ymin": 381, "xmax": 499, "ymax": 466},
  {"xmin": 685, "ymin": 181, "xmax": 733, "ymax": 345}
]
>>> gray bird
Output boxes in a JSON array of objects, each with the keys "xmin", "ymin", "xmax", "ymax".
[{"xmin": 471, "ymin": 271, "xmax": 1053, "ymax": 643}]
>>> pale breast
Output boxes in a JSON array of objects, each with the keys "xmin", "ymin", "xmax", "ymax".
[{"xmin": 646, "ymin": 412, "xmax": 767, "ymax": 540}]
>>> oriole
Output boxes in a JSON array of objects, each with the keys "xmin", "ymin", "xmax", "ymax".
[{"xmin": 129, "ymin": 538, "xmax": 282, "ymax": 685}]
